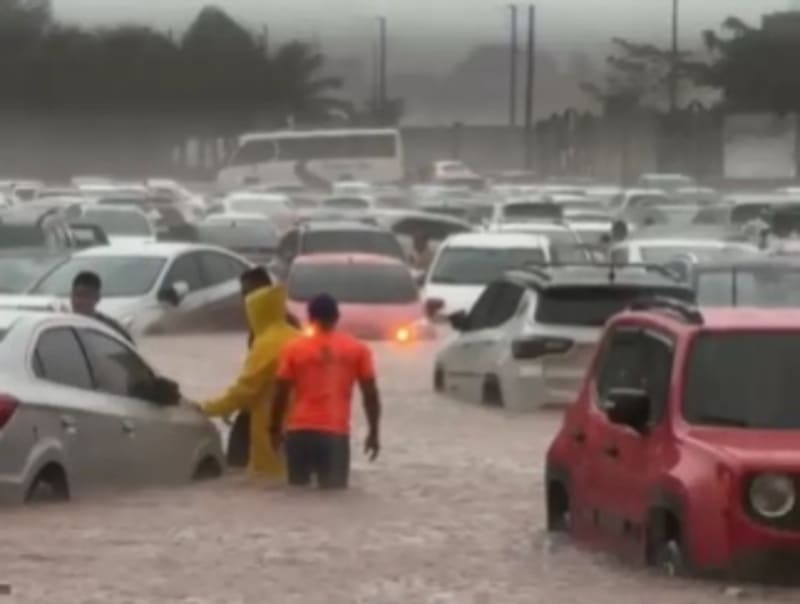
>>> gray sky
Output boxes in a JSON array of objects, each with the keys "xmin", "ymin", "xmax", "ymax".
[{"xmin": 51, "ymin": 0, "xmax": 792, "ymax": 71}]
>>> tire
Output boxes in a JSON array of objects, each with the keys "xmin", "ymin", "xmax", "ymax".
[
  {"xmin": 226, "ymin": 411, "xmax": 250, "ymax": 468},
  {"xmin": 482, "ymin": 376, "xmax": 504, "ymax": 408},
  {"xmin": 193, "ymin": 457, "xmax": 223, "ymax": 481},
  {"xmin": 25, "ymin": 464, "xmax": 69, "ymax": 504},
  {"xmin": 433, "ymin": 367, "xmax": 445, "ymax": 393},
  {"xmin": 546, "ymin": 481, "xmax": 570, "ymax": 533},
  {"xmin": 653, "ymin": 540, "xmax": 687, "ymax": 577}
]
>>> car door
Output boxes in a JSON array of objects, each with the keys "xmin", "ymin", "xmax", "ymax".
[
  {"xmin": 599, "ymin": 329, "xmax": 675, "ymax": 559},
  {"xmin": 465, "ymin": 282, "xmax": 526, "ymax": 396},
  {"xmin": 154, "ymin": 251, "xmax": 206, "ymax": 333},
  {"xmin": 578, "ymin": 325, "xmax": 645, "ymax": 551},
  {"xmin": 440, "ymin": 282, "xmax": 502, "ymax": 398},
  {"xmin": 76, "ymin": 327, "xmax": 195, "ymax": 484},
  {"xmin": 32, "ymin": 326, "xmax": 127, "ymax": 492},
  {"xmin": 197, "ymin": 250, "xmax": 251, "ymax": 331}
]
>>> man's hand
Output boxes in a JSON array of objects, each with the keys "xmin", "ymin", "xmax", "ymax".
[
  {"xmin": 364, "ymin": 431, "xmax": 380, "ymax": 462},
  {"xmin": 269, "ymin": 427, "xmax": 284, "ymax": 453}
]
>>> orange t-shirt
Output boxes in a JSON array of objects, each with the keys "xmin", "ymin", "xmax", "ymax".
[{"xmin": 277, "ymin": 330, "xmax": 376, "ymax": 435}]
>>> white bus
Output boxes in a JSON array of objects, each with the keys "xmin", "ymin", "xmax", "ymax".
[{"xmin": 217, "ymin": 128, "xmax": 404, "ymax": 191}]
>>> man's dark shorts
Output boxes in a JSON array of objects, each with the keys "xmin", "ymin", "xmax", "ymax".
[{"xmin": 285, "ymin": 430, "xmax": 350, "ymax": 489}]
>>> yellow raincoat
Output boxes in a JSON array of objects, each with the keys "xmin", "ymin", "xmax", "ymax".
[{"xmin": 202, "ymin": 286, "xmax": 299, "ymax": 479}]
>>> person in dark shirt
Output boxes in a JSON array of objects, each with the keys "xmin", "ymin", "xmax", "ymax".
[
  {"xmin": 71, "ymin": 271, "xmax": 134, "ymax": 344},
  {"xmin": 226, "ymin": 266, "xmax": 300, "ymax": 468}
]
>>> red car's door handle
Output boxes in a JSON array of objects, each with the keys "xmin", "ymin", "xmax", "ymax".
[{"xmin": 604, "ymin": 445, "xmax": 619, "ymax": 459}]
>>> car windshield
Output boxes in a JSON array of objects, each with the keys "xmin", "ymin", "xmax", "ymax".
[
  {"xmin": 228, "ymin": 198, "xmax": 289, "ymax": 215},
  {"xmin": 431, "ymin": 246, "xmax": 546, "ymax": 285},
  {"xmin": 535, "ymin": 285, "xmax": 694, "ymax": 327},
  {"xmin": 31, "ymin": 256, "xmax": 166, "ymax": 297},
  {"xmin": 82, "ymin": 209, "xmax": 151, "ymax": 236},
  {"xmin": 323, "ymin": 198, "xmax": 370, "ymax": 210},
  {"xmin": 696, "ymin": 267, "xmax": 800, "ymax": 307},
  {"xmin": 640, "ymin": 245, "xmax": 753, "ymax": 264},
  {"xmin": 0, "ymin": 255, "xmax": 63, "ymax": 293},
  {"xmin": 288, "ymin": 263, "xmax": 418, "ymax": 304},
  {"xmin": 684, "ymin": 332, "xmax": 800, "ymax": 429},
  {"xmin": 196, "ymin": 223, "xmax": 279, "ymax": 250},
  {"xmin": 302, "ymin": 230, "xmax": 404, "ymax": 260},
  {"xmin": 0, "ymin": 224, "xmax": 45, "ymax": 247},
  {"xmin": 503, "ymin": 203, "xmax": 562, "ymax": 220}
]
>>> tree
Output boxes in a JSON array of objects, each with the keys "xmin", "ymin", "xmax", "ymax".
[{"xmin": 699, "ymin": 16, "xmax": 800, "ymax": 113}]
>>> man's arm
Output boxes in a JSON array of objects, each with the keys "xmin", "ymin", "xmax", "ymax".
[{"xmin": 359, "ymin": 379, "xmax": 381, "ymax": 461}]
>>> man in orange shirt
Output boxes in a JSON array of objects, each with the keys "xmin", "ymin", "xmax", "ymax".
[{"xmin": 269, "ymin": 293, "xmax": 382, "ymax": 489}]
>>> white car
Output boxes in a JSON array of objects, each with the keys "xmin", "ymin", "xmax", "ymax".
[
  {"xmin": 320, "ymin": 195, "xmax": 376, "ymax": 212},
  {"xmin": 25, "ymin": 242, "xmax": 253, "ymax": 337},
  {"xmin": 213, "ymin": 192, "xmax": 294, "ymax": 232},
  {"xmin": 609, "ymin": 232, "xmax": 760, "ymax": 265},
  {"xmin": 0, "ymin": 308, "xmax": 223, "ymax": 504},
  {"xmin": 490, "ymin": 198, "xmax": 560, "ymax": 224},
  {"xmin": 332, "ymin": 180, "xmax": 373, "ymax": 197},
  {"xmin": 490, "ymin": 222, "xmax": 591, "ymax": 263},
  {"xmin": 420, "ymin": 232, "xmax": 551, "ymax": 317},
  {"xmin": 79, "ymin": 205, "xmax": 157, "ymax": 245},
  {"xmin": 146, "ymin": 178, "xmax": 206, "ymax": 220},
  {"xmin": 433, "ymin": 266, "xmax": 694, "ymax": 411}
]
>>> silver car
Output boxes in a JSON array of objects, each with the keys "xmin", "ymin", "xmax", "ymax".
[{"xmin": 0, "ymin": 309, "xmax": 223, "ymax": 504}]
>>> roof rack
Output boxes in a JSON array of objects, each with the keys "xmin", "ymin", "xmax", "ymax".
[
  {"xmin": 519, "ymin": 261, "xmax": 683, "ymax": 283},
  {"xmin": 627, "ymin": 296, "xmax": 704, "ymax": 325}
]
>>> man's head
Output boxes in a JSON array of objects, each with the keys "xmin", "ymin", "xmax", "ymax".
[
  {"xmin": 413, "ymin": 232, "xmax": 429, "ymax": 251},
  {"xmin": 239, "ymin": 267, "xmax": 272, "ymax": 298},
  {"xmin": 71, "ymin": 271, "xmax": 102, "ymax": 315},
  {"xmin": 308, "ymin": 293, "xmax": 339, "ymax": 332}
]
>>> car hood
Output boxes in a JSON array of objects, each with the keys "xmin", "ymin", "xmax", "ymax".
[
  {"xmin": 421, "ymin": 284, "xmax": 485, "ymax": 315},
  {"xmin": 687, "ymin": 427, "xmax": 800, "ymax": 469},
  {"xmin": 106, "ymin": 235, "xmax": 157, "ymax": 245},
  {"xmin": 0, "ymin": 294, "xmax": 70, "ymax": 312}
]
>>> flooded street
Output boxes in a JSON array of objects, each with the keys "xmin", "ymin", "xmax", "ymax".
[{"xmin": 1, "ymin": 334, "xmax": 798, "ymax": 603}]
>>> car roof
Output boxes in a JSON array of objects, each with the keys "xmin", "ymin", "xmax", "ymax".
[
  {"xmin": 626, "ymin": 225, "xmax": 745, "ymax": 243},
  {"xmin": 689, "ymin": 255, "xmax": 800, "ymax": 270},
  {"xmin": 74, "ymin": 241, "xmax": 204, "ymax": 258},
  {"xmin": 506, "ymin": 265, "xmax": 687, "ymax": 289},
  {"xmin": 442, "ymin": 232, "xmax": 550, "ymax": 248},
  {"xmin": 493, "ymin": 222, "xmax": 571, "ymax": 233},
  {"xmin": 624, "ymin": 306, "xmax": 800, "ymax": 331},
  {"xmin": 299, "ymin": 221, "xmax": 388, "ymax": 233},
  {"xmin": 293, "ymin": 253, "xmax": 406, "ymax": 267}
]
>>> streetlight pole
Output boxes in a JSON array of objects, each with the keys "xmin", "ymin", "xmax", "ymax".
[
  {"xmin": 378, "ymin": 16, "xmax": 388, "ymax": 119},
  {"xmin": 669, "ymin": 0, "xmax": 679, "ymax": 114},
  {"xmin": 523, "ymin": 4, "xmax": 536, "ymax": 170},
  {"xmin": 509, "ymin": 5, "xmax": 518, "ymax": 127}
]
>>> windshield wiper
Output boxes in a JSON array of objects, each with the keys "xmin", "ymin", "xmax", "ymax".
[{"xmin": 693, "ymin": 415, "xmax": 750, "ymax": 427}]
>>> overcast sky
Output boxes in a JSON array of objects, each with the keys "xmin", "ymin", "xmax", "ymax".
[{"xmin": 51, "ymin": 0, "xmax": 794, "ymax": 70}]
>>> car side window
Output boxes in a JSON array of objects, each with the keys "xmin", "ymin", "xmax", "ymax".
[
  {"xmin": 34, "ymin": 328, "xmax": 94, "ymax": 390},
  {"xmin": 595, "ymin": 328, "xmax": 645, "ymax": 405},
  {"xmin": 163, "ymin": 252, "xmax": 204, "ymax": 292},
  {"xmin": 78, "ymin": 329, "xmax": 155, "ymax": 400},
  {"xmin": 484, "ymin": 282, "xmax": 525, "ymax": 328},
  {"xmin": 199, "ymin": 251, "xmax": 248, "ymax": 287},
  {"xmin": 640, "ymin": 331, "xmax": 674, "ymax": 424},
  {"xmin": 467, "ymin": 282, "xmax": 504, "ymax": 331}
]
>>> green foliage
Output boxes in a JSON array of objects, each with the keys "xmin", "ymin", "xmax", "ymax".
[
  {"xmin": 0, "ymin": 2, "xmax": 350, "ymax": 130},
  {"xmin": 700, "ymin": 16, "xmax": 800, "ymax": 113}
]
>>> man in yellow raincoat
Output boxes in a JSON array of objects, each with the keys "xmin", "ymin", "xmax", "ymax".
[{"xmin": 202, "ymin": 284, "xmax": 299, "ymax": 479}]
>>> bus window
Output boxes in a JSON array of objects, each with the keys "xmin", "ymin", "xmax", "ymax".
[{"xmin": 230, "ymin": 140, "xmax": 277, "ymax": 166}]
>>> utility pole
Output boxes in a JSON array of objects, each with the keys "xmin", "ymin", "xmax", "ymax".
[
  {"xmin": 523, "ymin": 4, "xmax": 536, "ymax": 170},
  {"xmin": 378, "ymin": 16, "xmax": 388, "ymax": 119},
  {"xmin": 669, "ymin": 0, "xmax": 679, "ymax": 114},
  {"xmin": 509, "ymin": 5, "xmax": 519, "ymax": 127}
]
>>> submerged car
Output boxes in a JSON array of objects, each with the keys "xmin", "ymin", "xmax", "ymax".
[
  {"xmin": 26, "ymin": 242, "xmax": 253, "ymax": 336},
  {"xmin": 434, "ymin": 264, "xmax": 693, "ymax": 410},
  {"xmin": 546, "ymin": 300, "xmax": 800, "ymax": 579},
  {"xmin": 286, "ymin": 253, "xmax": 431, "ymax": 341},
  {"xmin": 0, "ymin": 309, "xmax": 223, "ymax": 504}
]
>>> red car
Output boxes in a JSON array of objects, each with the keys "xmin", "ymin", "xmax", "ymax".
[
  {"xmin": 546, "ymin": 298, "xmax": 800, "ymax": 580},
  {"xmin": 285, "ymin": 253, "xmax": 432, "ymax": 342}
]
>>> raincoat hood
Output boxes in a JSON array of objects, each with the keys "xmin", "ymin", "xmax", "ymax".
[{"xmin": 246, "ymin": 285, "xmax": 289, "ymax": 336}]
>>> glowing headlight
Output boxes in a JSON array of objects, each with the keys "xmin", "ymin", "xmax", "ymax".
[{"xmin": 749, "ymin": 473, "xmax": 796, "ymax": 519}]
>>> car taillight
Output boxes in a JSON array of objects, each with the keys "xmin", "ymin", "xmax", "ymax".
[
  {"xmin": 511, "ymin": 337, "xmax": 573, "ymax": 361},
  {"xmin": 424, "ymin": 298, "xmax": 445, "ymax": 318},
  {"xmin": 0, "ymin": 394, "xmax": 19, "ymax": 430},
  {"xmin": 394, "ymin": 326, "xmax": 412, "ymax": 343}
]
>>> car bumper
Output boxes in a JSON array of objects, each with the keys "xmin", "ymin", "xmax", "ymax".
[
  {"xmin": 0, "ymin": 475, "xmax": 27, "ymax": 505},
  {"xmin": 725, "ymin": 548, "xmax": 800, "ymax": 584},
  {"xmin": 501, "ymin": 362, "xmax": 582, "ymax": 411}
]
